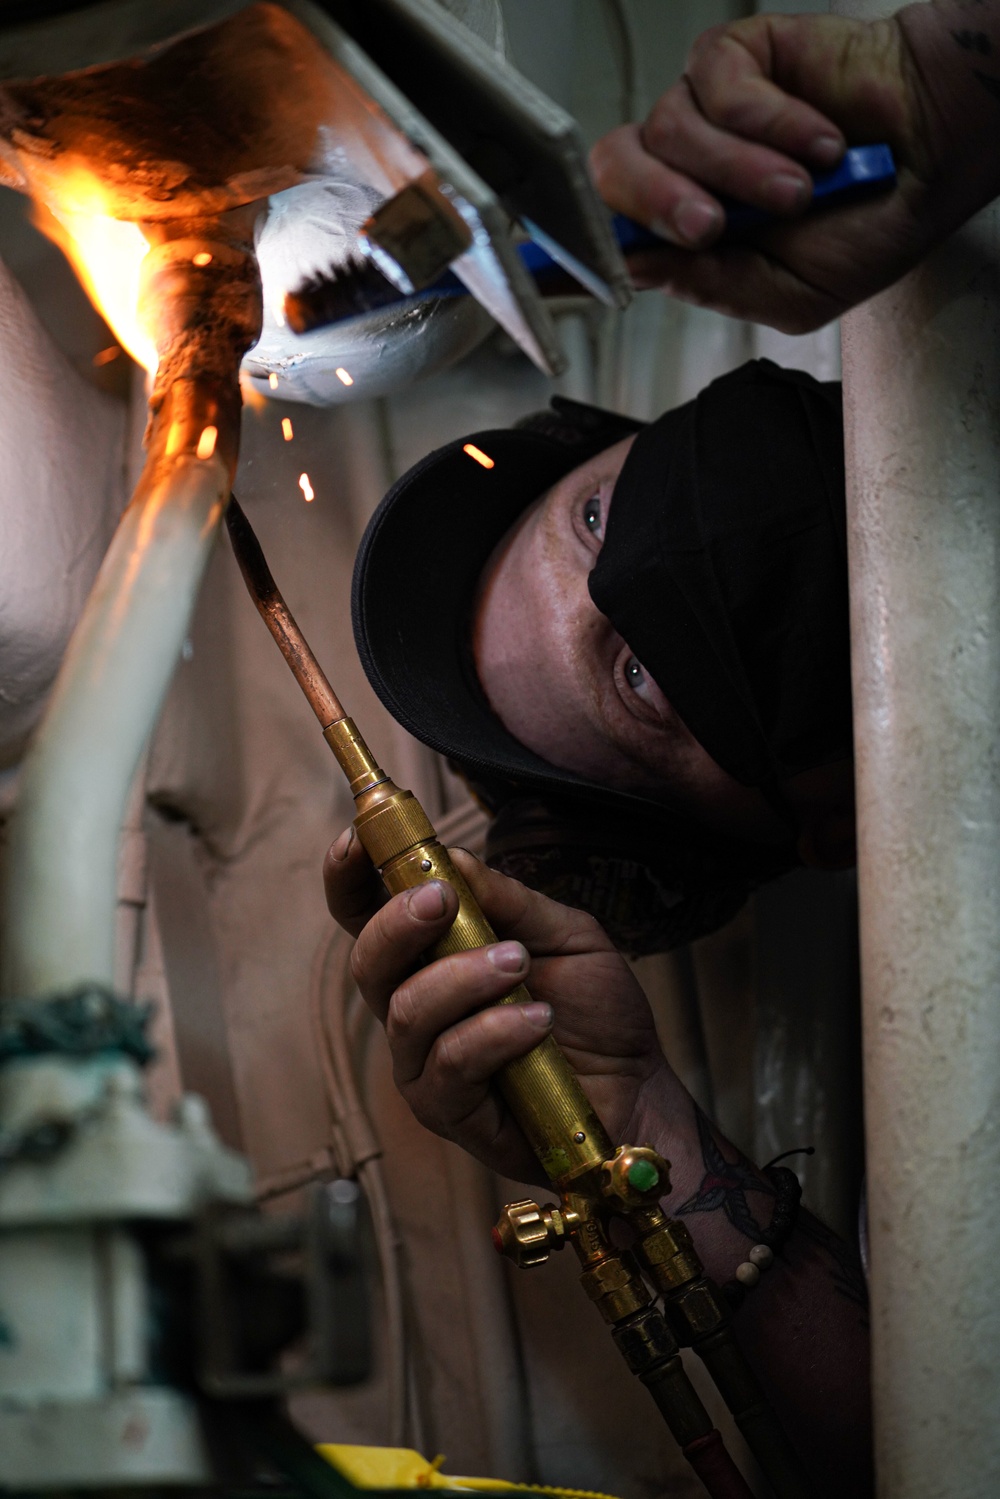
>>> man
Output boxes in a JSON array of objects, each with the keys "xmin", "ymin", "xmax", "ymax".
[
  {"xmin": 326, "ymin": 359, "xmax": 873, "ymax": 1495},
  {"xmin": 323, "ymin": 0, "xmax": 1000, "ymax": 1485},
  {"xmin": 351, "ymin": 358, "xmax": 854, "ymax": 950}
]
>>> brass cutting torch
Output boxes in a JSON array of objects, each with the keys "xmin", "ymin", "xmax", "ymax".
[{"xmin": 225, "ymin": 497, "xmax": 811, "ymax": 1499}]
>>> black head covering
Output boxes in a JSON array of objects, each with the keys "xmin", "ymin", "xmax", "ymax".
[
  {"xmin": 353, "ymin": 366, "xmax": 849, "ymax": 951},
  {"xmin": 589, "ymin": 360, "xmax": 850, "ymax": 788}
]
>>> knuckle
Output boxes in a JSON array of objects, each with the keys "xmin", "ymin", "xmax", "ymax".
[
  {"xmin": 348, "ymin": 942, "xmax": 366, "ymax": 989},
  {"xmin": 589, "ymin": 124, "xmax": 626, "ymax": 178},
  {"xmin": 399, "ymin": 1085, "xmax": 439, "ymax": 1133},
  {"xmin": 686, "ymin": 22, "xmax": 733, "ymax": 70},
  {"xmin": 385, "ymin": 985, "xmax": 417, "ymax": 1042},
  {"xmin": 641, "ymin": 95, "xmax": 685, "ymax": 156},
  {"xmin": 576, "ymin": 908, "xmax": 606, "ymax": 944},
  {"xmin": 435, "ymin": 1027, "xmax": 470, "ymax": 1079},
  {"xmin": 709, "ymin": 96, "xmax": 742, "ymax": 131},
  {"xmin": 411, "ymin": 1103, "xmax": 439, "ymax": 1136},
  {"xmin": 589, "ymin": 140, "xmax": 613, "ymax": 190},
  {"xmin": 714, "ymin": 94, "xmax": 765, "ymax": 135},
  {"xmin": 555, "ymin": 906, "xmax": 608, "ymax": 955}
]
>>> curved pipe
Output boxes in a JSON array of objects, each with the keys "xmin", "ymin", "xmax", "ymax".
[
  {"xmin": 1, "ymin": 210, "xmax": 260, "ymax": 1003},
  {"xmin": 2, "ymin": 379, "xmax": 238, "ymax": 999}
]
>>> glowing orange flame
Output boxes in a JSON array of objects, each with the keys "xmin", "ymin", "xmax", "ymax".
[{"xmin": 33, "ymin": 173, "xmax": 158, "ymax": 374}]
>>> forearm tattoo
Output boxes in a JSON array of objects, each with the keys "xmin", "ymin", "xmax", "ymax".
[
  {"xmin": 675, "ymin": 1106, "xmax": 870, "ymax": 1320},
  {"xmin": 674, "ymin": 1105, "xmax": 776, "ymax": 1242}
]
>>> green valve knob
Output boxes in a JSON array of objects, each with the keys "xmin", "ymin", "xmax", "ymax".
[{"xmin": 627, "ymin": 1159, "xmax": 660, "ymax": 1193}]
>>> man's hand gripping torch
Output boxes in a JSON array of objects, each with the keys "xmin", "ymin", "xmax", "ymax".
[{"xmin": 224, "ymin": 497, "xmax": 811, "ymax": 1499}]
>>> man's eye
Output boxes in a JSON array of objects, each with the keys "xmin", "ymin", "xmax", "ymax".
[
  {"xmin": 625, "ymin": 656, "xmax": 649, "ymax": 695},
  {"xmin": 583, "ymin": 495, "xmax": 603, "ymax": 539}
]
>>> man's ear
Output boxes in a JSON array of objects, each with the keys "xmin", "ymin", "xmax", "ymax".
[{"xmin": 796, "ymin": 804, "xmax": 857, "ymax": 870}]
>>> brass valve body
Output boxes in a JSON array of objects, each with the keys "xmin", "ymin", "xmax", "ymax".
[
  {"xmin": 601, "ymin": 1144, "xmax": 671, "ymax": 1210},
  {"xmin": 492, "ymin": 1200, "xmax": 568, "ymax": 1269}
]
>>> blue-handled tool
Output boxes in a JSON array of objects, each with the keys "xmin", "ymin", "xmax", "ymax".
[
  {"xmin": 284, "ymin": 144, "xmax": 896, "ymax": 336},
  {"xmin": 612, "ymin": 142, "xmax": 896, "ymax": 247}
]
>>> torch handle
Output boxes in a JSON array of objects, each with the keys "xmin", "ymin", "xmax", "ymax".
[{"xmin": 364, "ymin": 815, "xmax": 614, "ymax": 1184}]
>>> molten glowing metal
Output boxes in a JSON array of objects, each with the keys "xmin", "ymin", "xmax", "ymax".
[{"xmin": 35, "ymin": 177, "xmax": 158, "ymax": 373}]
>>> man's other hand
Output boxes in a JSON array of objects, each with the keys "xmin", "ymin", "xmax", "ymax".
[
  {"xmin": 590, "ymin": 7, "xmax": 1000, "ymax": 332},
  {"xmin": 323, "ymin": 829, "xmax": 675, "ymax": 1185}
]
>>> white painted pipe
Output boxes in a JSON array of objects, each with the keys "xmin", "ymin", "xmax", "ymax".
[
  {"xmin": 1, "ymin": 212, "xmax": 260, "ymax": 1003},
  {"xmin": 2, "ymin": 418, "xmax": 232, "ymax": 999},
  {"xmin": 834, "ymin": 2, "xmax": 1000, "ymax": 1489}
]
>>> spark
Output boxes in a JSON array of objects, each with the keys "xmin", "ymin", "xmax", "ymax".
[
  {"xmin": 192, "ymin": 251, "xmax": 213, "ymax": 267},
  {"xmin": 92, "ymin": 345, "xmax": 121, "ymax": 367},
  {"xmin": 281, "ymin": 417, "xmax": 294, "ymax": 442},
  {"xmin": 269, "ymin": 372, "xmax": 279, "ymax": 390},
  {"xmin": 335, "ymin": 367, "xmax": 354, "ymax": 387},
  {"xmin": 299, "ymin": 472, "xmax": 315, "ymax": 503},
  {"xmin": 273, "ymin": 298, "xmax": 287, "ymax": 328},
  {"xmin": 196, "ymin": 425, "xmax": 218, "ymax": 460},
  {"xmin": 463, "ymin": 443, "xmax": 495, "ymax": 469}
]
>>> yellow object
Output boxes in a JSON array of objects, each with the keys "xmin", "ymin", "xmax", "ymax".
[{"xmin": 316, "ymin": 1445, "xmax": 620, "ymax": 1499}]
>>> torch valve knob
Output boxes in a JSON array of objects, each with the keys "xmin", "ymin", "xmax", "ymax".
[
  {"xmin": 601, "ymin": 1144, "xmax": 671, "ymax": 1209},
  {"xmin": 492, "ymin": 1199, "xmax": 567, "ymax": 1268}
]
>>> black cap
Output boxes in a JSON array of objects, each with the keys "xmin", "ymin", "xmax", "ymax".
[{"xmin": 352, "ymin": 396, "xmax": 649, "ymax": 816}]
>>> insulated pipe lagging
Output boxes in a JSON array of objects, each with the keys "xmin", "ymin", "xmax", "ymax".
[
  {"xmin": 3, "ymin": 391, "xmax": 231, "ymax": 997},
  {"xmin": 2, "ymin": 215, "xmax": 261, "ymax": 1002}
]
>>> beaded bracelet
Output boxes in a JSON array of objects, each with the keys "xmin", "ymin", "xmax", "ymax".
[{"xmin": 722, "ymin": 1163, "xmax": 803, "ymax": 1309}]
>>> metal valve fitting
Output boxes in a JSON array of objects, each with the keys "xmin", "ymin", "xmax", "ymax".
[
  {"xmin": 600, "ymin": 1144, "xmax": 671, "ymax": 1210},
  {"xmin": 492, "ymin": 1199, "xmax": 568, "ymax": 1268}
]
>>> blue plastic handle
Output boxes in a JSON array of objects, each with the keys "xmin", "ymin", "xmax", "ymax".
[{"xmin": 610, "ymin": 142, "xmax": 897, "ymax": 249}]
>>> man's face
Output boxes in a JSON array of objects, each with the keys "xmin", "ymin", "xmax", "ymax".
[{"xmin": 471, "ymin": 438, "xmax": 791, "ymax": 842}]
